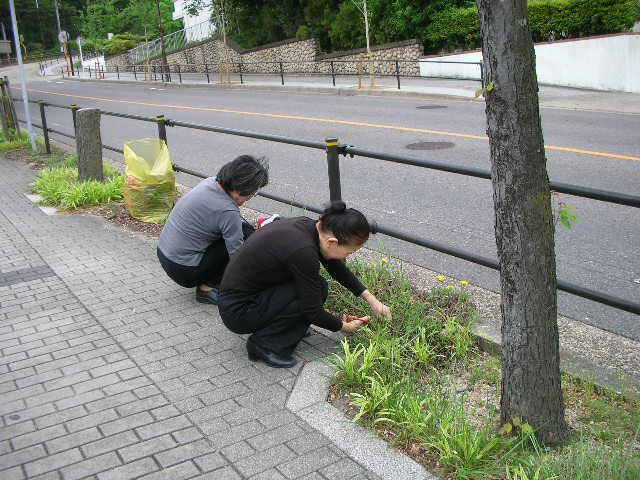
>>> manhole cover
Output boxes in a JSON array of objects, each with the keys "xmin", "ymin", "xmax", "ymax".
[
  {"xmin": 416, "ymin": 105, "xmax": 447, "ymax": 109},
  {"xmin": 405, "ymin": 141, "xmax": 455, "ymax": 150}
]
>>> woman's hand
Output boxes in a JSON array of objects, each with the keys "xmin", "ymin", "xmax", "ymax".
[
  {"xmin": 361, "ymin": 290, "xmax": 392, "ymax": 320},
  {"xmin": 340, "ymin": 315, "xmax": 369, "ymax": 333}
]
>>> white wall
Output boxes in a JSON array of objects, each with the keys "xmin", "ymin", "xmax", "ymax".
[{"xmin": 419, "ymin": 34, "xmax": 640, "ymax": 93}]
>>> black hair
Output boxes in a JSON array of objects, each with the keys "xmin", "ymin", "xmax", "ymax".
[
  {"xmin": 217, "ymin": 155, "xmax": 269, "ymax": 196},
  {"xmin": 319, "ymin": 201, "xmax": 370, "ymax": 246}
]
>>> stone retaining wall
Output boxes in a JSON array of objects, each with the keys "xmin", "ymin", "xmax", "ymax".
[{"xmin": 106, "ymin": 36, "xmax": 422, "ymax": 77}]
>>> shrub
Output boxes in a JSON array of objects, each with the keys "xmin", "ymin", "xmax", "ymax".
[{"xmin": 423, "ymin": 0, "xmax": 640, "ymax": 53}]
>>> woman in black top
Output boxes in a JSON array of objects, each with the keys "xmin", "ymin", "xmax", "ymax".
[{"xmin": 218, "ymin": 202, "xmax": 392, "ymax": 368}]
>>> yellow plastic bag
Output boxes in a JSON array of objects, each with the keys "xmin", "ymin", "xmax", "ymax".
[{"xmin": 123, "ymin": 138, "xmax": 176, "ymax": 224}]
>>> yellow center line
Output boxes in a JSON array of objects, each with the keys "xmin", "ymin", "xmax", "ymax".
[{"xmin": 29, "ymin": 88, "xmax": 640, "ymax": 162}]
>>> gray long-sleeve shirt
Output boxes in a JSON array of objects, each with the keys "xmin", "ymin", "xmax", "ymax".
[{"xmin": 158, "ymin": 177, "xmax": 243, "ymax": 266}]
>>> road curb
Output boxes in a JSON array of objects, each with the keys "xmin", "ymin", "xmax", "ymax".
[
  {"xmin": 287, "ymin": 361, "xmax": 437, "ymax": 480},
  {"xmin": 61, "ymin": 76, "xmax": 480, "ymax": 102}
]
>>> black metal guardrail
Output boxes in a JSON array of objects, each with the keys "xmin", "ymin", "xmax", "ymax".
[
  {"xmin": 52, "ymin": 58, "xmax": 483, "ymax": 90},
  {"xmin": 13, "ymin": 97, "xmax": 640, "ymax": 316}
]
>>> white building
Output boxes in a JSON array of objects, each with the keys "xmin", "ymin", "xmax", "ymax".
[{"xmin": 172, "ymin": 0, "xmax": 215, "ymax": 42}]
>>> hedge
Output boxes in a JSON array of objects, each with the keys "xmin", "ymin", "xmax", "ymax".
[{"xmin": 423, "ymin": 0, "xmax": 640, "ymax": 53}]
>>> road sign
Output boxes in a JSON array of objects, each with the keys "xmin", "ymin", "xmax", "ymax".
[{"xmin": 58, "ymin": 30, "xmax": 69, "ymax": 44}]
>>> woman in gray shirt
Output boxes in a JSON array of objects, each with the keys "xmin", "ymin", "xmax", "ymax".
[{"xmin": 157, "ymin": 155, "xmax": 268, "ymax": 304}]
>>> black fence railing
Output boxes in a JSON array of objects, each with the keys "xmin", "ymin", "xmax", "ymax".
[
  {"xmin": 13, "ymin": 97, "xmax": 640, "ymax": 316},
  {"xmin": 51, "ymin": 58, "xmax": 483, "ymax": 90}
]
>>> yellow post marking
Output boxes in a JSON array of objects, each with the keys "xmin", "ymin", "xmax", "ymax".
[{"xmin": 28, "ymin": 88, "xmax": 640, "ymax": 162}]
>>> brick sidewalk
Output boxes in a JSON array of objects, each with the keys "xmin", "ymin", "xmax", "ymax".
[{"xmin": 0, "ymin": 158, "xmax": 383, "ymax": 480}]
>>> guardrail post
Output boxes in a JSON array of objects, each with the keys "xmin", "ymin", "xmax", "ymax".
[
  {"xmin": 116, "ymin": 65, "xmax": 120, "ymax": 80},
  {"xmin": 177, "ymin": 64, "xmax": 182, "ymax": 84},
  {"xmin": 133, "ymin": 65, "xmax": 137, "ymax": 80},
  {"xmin": 70, "ymin": 104, "xmax": 78, "ymax": 133},
  {"xmin": 0, "ymin": 100, "xmax": 10, "ymax": 140},
  {"xmin": 330, "ymin": 61, "xmax": 336, "ymax": 87},
  {"xmin": 75, "ymin": 108, "xmax": 103, "ymax": 182},
  {"xmin": 38, "ymin": 101, "xmax": 51, "ymax": 154},
  {"xmin": 395, "ymin": 60, "xmax": 401, "ymax": 89},
  {"xmin": 61, "ymin": 67, "xmax": 64, "ymax": 78},
  {"xmin": 279, "ymin": 62, "xmax": 284, "ymax": 86},
  {"xmin": 156, "ymin": 115, "xmax": 168, "ymax": 146},
  {"xmin": 239, "ymin": 62, "xmax": 243, "ymax": 84},
  {"xmin": 325, "ymin": 137, "xmax": 342, "ymax": 202},
  {"xmin": 205, "ymin": 63, "xmax": 210, "ymax": 84},
  {"xmin": 153, "ymin": 65, "xmax": 157, "ymax": 82},
  {"xmin": 88, "ymin": 66, "xmax": 92, "ymax": 79}
]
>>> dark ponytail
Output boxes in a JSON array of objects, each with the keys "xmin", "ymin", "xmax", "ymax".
[{"xmin": 319, "ymin": 201, "xmax": 370, "ymax": 246}]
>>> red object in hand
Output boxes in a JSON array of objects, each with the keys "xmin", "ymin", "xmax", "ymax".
[{"xmin": 345, "ymin": 315, "xmax": 369, "ymax": 324}]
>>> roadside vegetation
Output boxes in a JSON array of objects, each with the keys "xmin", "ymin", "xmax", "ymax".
[
  {"xmin": 325, "ymin": 258, "xmax": 640, "ymax": 480},
  {"xmin": 0, "ymin": 131, "xmax": 124, "ymax": 209}
]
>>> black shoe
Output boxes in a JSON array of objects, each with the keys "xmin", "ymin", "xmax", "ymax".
[
  {"xmin": 196, "ymin": 287, "xmax": 219, "ymax": 305},
  {"xmin": 246, "ymin": 339, "xmax": 297, "ymax": 368}
]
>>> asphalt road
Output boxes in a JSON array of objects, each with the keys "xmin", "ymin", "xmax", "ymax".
[{"xmin": 12, "ymin": 78, "xmax": 640, "ymax": 341}]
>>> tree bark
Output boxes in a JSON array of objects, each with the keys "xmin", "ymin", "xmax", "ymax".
[
  {"xmin": 75, "ymin": 108, "xmax": 103, "ymax": 182},
  {"xmin": 476, "ymin": 0, "xmax": 568, "ymax": 445}
]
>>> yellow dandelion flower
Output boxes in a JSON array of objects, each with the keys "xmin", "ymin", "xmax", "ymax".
[
  {"xmin": 381, "ymin": 257, "xmax": 389, "ymax": 264},
  {"xmin": 445, "ymin": 285, "xmax": 455, "ymax": 290},
  {"xmin": 460, "ymin": 280, "xmax": 469, "ymax": 287},
  {"xmin": 437, "ymin": 275, "xmax": 447, "ymax": 282},
  {"xmin": 370, "ymin": 263, "xmax": 377, "ymax": 269}
]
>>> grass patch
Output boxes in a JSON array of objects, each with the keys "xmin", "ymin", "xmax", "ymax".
[
  {"xmin": 32, "ymin": 164, "xmax": 125, "ymax": 209},
  {"xmin": 325, "ymin": 259, "xmax": 640, "ymax": 479}
]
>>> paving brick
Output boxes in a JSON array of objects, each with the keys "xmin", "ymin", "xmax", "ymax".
[
  {"xmin": 104, "ymin": 377, "xmax": 151, "ymax": 396},
  {"xmin": 118, "ymin": 367, "xmax": 143, "ymax": 380},
  {"xmin": 249, "ymin": 468, "xmax": 288, "ymax": 480},
  {"xmin": 26, "ymin": 386, "xmax": 74, "ymax": 407},
  {"xmin": 0, "ymin": 398, "xmax": 25, "ymax": 416},
  {"xmin": 150, "ymin": 404, "xmax": 180, "ymax": 420},
  {"xmin": 286, "ymin": 432, "xmax": 331, "ymax": 455},
  {"xmin": 258, "ymin": 411, "xmax": 300, "ymax": 430},
  {"xmin": 154, "ymin": 438, "xmax": 216, "ymax": 468},
  {"xmin": 133, "ymin": 384, "xmax": 162, "ymax": 399},
  {"xmin": 247, "ymin": 423, "xmax": 306, "ymax": 452},
  {"xmin": 11, "ymin": 424, "xmax": 66, "ymax": 450},
  {"xmin": 60, "ymin": 452, "xmax": 122, "ymax": 480},
  {"xmin": 208, "ymin": 421, "xmax": 266, "ymax": 448},
  {"xmin": 137, "ymin": 460, "xmax": 200, "ymax": 480},
  {"xmin": 24, "ymin": 447, "xmax": 82, "ymax": 476},
  {"xmin": 65, "ymin": 408, "xmax": 119, "ymax": 433},
  {"xmin": 0, "ymin": 383, "xmax": 45, "ymax": 404},
  {"xmin": 82, "ymin": 431, "xmax": 139, "ymax": 457},
  {"xmin": 118, "ymin": 434, "xmax": 177, "ymax": 463},
  {"xmin": 35, "ymin": 356, "xmax": 78, "ymax": 374},
  {"xmin": 173, "ymin": 397, "xmax": 205, "ymax": 414},
  {"xmin": 136, "ymin": 415, "xmax": 193, "ymax": 440},
  {"xmin": 61, "ymin": 358, "xmax": 106, "ymax": 376},
  {"xmin": 56, "ymin": 389, "xmax": 105, "ymax": 411},
  {"xmin": 44, "ymin": 371, "xmax": 91, "ymax": 391},
  {"xmin": 0, "ymin": 465, "xmax": 24, "ymax": 480},
  {"xmin": 319, "ymin": 458, "xmax": 366, "ymax": 480},
  {"xmin": 191, "ymin": 466, "xmax": 243, "ymax": 480},
  {"xmin": 234, "ymin": 444, "xmax": 297, "ymax": 477},
  {"xmin": 34, "ymin": 405, "xmax": 86, "ymax": 429},
  {"xmin": 73, "ymin": 373, "xmax": 120, "ymax": 394},
  {"xmin": 86, "ymin": 391, "xmax": 137, "ymax": 413},
  {"xmin": 97, "ymin": 457, "xmax": 158, "ymax": 480},
  {"xmin": 188, "ymin": 399, "xmax": 239, "ymax": 424},
  {"xmin": 198, "ymin": 382, "xmax": 249, "ymax": 406},
  {"xmin": 100, "ymin": 411, "xmax": 155, "ymax": 436},
  {"xmin": 115, "ymin": 394, "xmax": 167, "ymax": 417},
  {"xmin": 220, "ymin": 441, "xmax": 256, "ymax": 462},
  {"xmin": 276, "ymin": 446, "xmax": 343, "ymax": 479},
  {"xmin": 194, "ymin": 451, "xmax": 227, "ymax": 472},
  {"xmin": 15, "ymin": 369, "xmax": 63, "ymax": 388},
  {"xmin": 46, "ymin": 427, "xmax": 103, "ymax": 454},
  {"xmin": 0, "ymin": 420, "xmax": 36, "ymax": 442}
]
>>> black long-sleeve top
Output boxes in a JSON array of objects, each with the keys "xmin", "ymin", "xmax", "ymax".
[{"xmin": 220, "ymin": 217, "xmax": 366, "ymax": 331}]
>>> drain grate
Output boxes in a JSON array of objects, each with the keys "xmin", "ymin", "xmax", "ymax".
[
  {"xmin": 416, "ymin": 105, "xmax": 447, "ymax": 109},
  {"xmin": 405, "ymin": 141, "xmax": 455, "ymax": 151}
]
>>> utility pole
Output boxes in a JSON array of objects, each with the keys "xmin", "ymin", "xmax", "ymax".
[
  {"xmin": 154, "ymin": 0, "xmax": 171, "ymax": 82},
  {"xmin": 8, "ymin": 0, "xmax": 37, "ymax": 150}
]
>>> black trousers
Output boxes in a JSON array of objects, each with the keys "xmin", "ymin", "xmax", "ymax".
[
  {"xmin": 218, "ymin": 278, "xmax": 329, "ymax": 356},
  {"xmin": 157, "ymin": 221, "xmax": 254, "ymax": 289}
]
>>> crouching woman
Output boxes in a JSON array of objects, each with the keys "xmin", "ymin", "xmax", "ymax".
[
  {"xmin": 217, "ymin": 201, "xmax": 392, "ymax": 368},
  {"xmin": 157, "ymin": 155, "xmax": 268, "ymax": 304}
]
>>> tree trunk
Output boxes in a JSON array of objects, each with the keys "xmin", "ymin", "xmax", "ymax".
[{"xmin": 476, "ymin": 0, "xmax": 568, "ymax": 445}]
